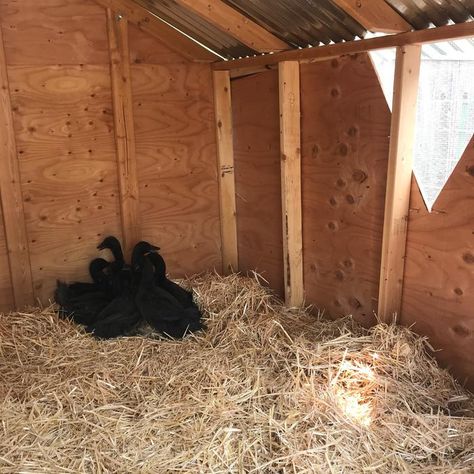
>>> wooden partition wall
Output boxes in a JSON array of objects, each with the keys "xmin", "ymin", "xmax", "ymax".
[
  {"xmin": 0, "ymin": 0, "xmax": 221, "ymax": 310},
  {"xmin": 231, "ymin": 56, "xmax": 473, "ymax": 388}
]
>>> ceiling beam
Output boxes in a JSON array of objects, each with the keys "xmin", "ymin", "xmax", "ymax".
[
  {"xmin": 332, "ymin": 0, "xmax": 411, "ymax": 33},
  {"xmin": 213, "ymin": 22, "xmax": 474, "ymax": 72},
  {"xmin": 173, "ymin": 0, "xmax": 290, "ymax": 53},
  {"xmin": 94, "ymin": 0, "xmax": 219, "ymax": 61}
]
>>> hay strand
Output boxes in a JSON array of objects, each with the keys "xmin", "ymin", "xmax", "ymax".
[{"xmin": 0, "ymin": 273, "xmax": 473, "ymax": 473}]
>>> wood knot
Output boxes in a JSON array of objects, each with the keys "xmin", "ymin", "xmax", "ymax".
[
  {"xmin": 352, "ymin": 169, "xmax": 368, "ymax": 183},
  {"xmin": 349, "ymin": 297, "xmax": 362, "ymax": 309},
  {"xmin": 452, "ymin": 325, "xmax": 470, "ymax": 338},
  {"xmin": 346, "ymin": 194, "xmax": 355, "ymax": 205},
  {"xmin": 462, "ymin": 252, "xmax": 474, "ymax": 264},
  {"xmin": 347, "ymin": 126, "xmax": 358, "ymax": 137},
  {"xmin": 338, "ymin": 143, "xmax": 348, "ymax": 156}
]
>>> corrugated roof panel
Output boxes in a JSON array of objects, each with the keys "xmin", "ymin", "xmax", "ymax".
[
  {"xmin": 385, "ymin": 0, "xmax": 474, "ymax": 29},
  {"xmin": 132, "ymin": 0, "xmax": 473, "ymax": 60},
  {"xmin": 135, "ymin": 0, "xmax": 257, "ymax": 59},
  {"xmin": 221, "ymin": 0, "xmax": 366, "ymax": 47}
]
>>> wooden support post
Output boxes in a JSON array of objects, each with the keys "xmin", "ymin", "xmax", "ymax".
[
  {"xmin": 378, "ymin": 45, "xmax": 421, "ymax": 321},
  {"xmin": 279, "ymin": 61, "xmax": 303, "ymax": 307},
  {"xmin": 0, "ymin": 26, "xmax": 34, "ymax": 308},
  {"xmin": 106, "ymin": 9, "xmax": 141, "ymax": 258},
  {"xmin": 212, "ymin": 70, "xmax": 238, "ymax": 274}
]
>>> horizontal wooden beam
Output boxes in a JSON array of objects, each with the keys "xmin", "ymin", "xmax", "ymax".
[
  {"xmin": 94, "ymin": 0, "xmax": 219, "ymax": 62},
  {"xmin": 332, "ymin": 0, "xmax": 411, "ymax": 34},
  {"xmin": 214, "ymin": 22, "xmax": 474, "ymax": 72},
  {"xmin": 173, "ymin": 0, "xmax": 289, "ymax": 53}
]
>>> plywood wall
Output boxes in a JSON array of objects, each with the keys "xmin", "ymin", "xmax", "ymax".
[
  {"xmin": 402, "ymin": 137, "xmax": 474, "ymax": 389},
  {"xmin": 232, "ymin": 70, "xmax": 284, "ymax": 296},
  {"xmin": 301, "ymin": 54, "xmax": 390, "ymax": 326},
  {"xmin": 130, "ymin": 25, "xmax": 221, "ymax": 277},
  {"xmin": 0, "ymin": 0, "xmax": 220, "ymax": 307},
  {"xmin": 0, "ymin": 0, "xmax": 122, "ymax": 303}
]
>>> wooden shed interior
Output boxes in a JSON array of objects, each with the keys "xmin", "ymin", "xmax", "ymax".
[{"xmin": 0, "ymin": 0, "xmax": 473, "ymax": 391}]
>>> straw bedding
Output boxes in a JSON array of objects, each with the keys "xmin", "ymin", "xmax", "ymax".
[{"xmin": 0, "ymin": 273, "xmax": 473, "ymax": 473}]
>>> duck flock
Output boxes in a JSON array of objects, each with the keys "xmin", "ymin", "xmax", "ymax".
[{"xmin": 55, "ymin": 236, "xmax": 204, "ymax": 339}]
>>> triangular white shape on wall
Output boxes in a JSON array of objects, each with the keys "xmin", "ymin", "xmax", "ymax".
[
  {"xmin": 412, "ymin": 58, "xmax": 474, "ymax": 211},
  {"xmin": 370, "ymin": 42, "xmax": 474, "ymax": 212}
]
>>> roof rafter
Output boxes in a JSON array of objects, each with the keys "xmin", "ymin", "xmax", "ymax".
[
  {"xmin": 172, "ymin": 0, "xmax": 290, "ymax": 53},
  {"xmin": 332, "ymin": 0, "xmax": 411, "ymax": 33},
  {"xmin": 94, "ymin": 0, "xmax": 219, "ymax": 61}
]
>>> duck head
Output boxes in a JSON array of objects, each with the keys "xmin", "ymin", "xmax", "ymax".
[
  {"xmin": 131, "ymin": 241, "xmax": 160, "ymax": 271},
  {"xmin": 97, "ymin": 236, "xmax": 124, "ymax": 263},
  {"xmin": 89, "ymin": 258, "xmax": 110, "ymax": 283}
]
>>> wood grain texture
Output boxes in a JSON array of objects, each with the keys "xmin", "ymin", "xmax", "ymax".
[
  {"xmin": 301, "ymin": 54, "xmax": 390, "ymax": 326},
  {"xmin": 94, "ymin": 0, "xmax": 217, "ymax": 62},
  {"xmin": 213, "ymin": 70, "xmax": 238, "ymax": 274},
  {"xmin": 107, "ymin": 10, "xmax": 140, "ymax": 259},
  {"xmin": 128, "ymin": 23, "xmax": 188, "ymax": 65},
  {"xmin": 279, "ymin": 61, "xmax": 303, "ymax": 306},
  {"xmin": 332, "ymin": 0, "xmax": 411, "ymax": 33},
  {"xmin": 213, "ymin": 22, "xmax": 474, "ymax": 72},
  {"xmin": 131, "ymin": 56, "xmax": 221, "ymax": 276},
  {"xmin": 172, "ymin": 0, "xmax": 289, "ymax": 52},
  {"xmin": 378, "ymin": 45, "xmax": 421, "ymax": 321},
  {"xmin": 0, "ymin": 201, "xmax": 14, "ymax": 312},
  {"xmin": 0, "ymin": 25, "xmax": 34, "ymax": 308},
  {"xmin": 8, "ymin": 65, "xmax": 123, "ymax": 302},
  {"xmin": 0, "ymin": 0, "xmax": 109, "ymax": 65},
  {"xmin": 232, "ymin": 70, "xmax": 284, "ymax": 296},
  {"xmin": 402, "ymin": 136, "xmax": 474, "ymax": 390}
]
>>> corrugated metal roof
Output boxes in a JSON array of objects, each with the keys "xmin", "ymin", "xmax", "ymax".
[
  {"xmin": 132, "ymin": 0, "xmax": 474, "ymax": 60},
  {"xmin": 222, "ymin": 0, "xmax": 366, "ymax": 47},
  {"xmin": 385, "ymin": 0, "xmax": 474, "ymax": 29}
]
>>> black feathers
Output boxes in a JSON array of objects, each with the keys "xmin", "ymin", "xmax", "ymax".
[{"xmin": 55, "ymin": 236, "xmax": 203, "ymax": 339}]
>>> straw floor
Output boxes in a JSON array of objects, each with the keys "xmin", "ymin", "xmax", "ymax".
[{"xmin": 0, "ymin": 273, "xmax": 473, "ymax": 473}]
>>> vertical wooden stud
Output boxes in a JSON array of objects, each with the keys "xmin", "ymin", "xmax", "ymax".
[
  {"xmin": 378, "ymin": 45, "xmax": 421, "ymax": 321},
  {"xmin": 107, "ymin": 9, "xmax": 141, "ymax": 258},
  {"xmin": 0, "ymin": 26, "xmax": 34, "ymax": 308},
  {"xmin": 279, "ymin": 61, "xmax": 304, "ymax": 306},
  {"xmin": 212, "ymin": 70, "xmax": 238, "ymax": 274}
]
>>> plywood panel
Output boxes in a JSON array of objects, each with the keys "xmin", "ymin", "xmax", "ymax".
[
  {"xmin": 301, "ymin": 54, "xmax": 390, "ymax": 326},
  {"xmin": 0, "ymin": 202, "xmax": 14, "ymax": 312},
  {"xmin": 0, "ymin": 0, "xmax": 108, "ymax": 65},
  {"xmin": 232, "ymin": 70, "xmax": 284, "ymax": 296},
  {"xmin": 128, "ymin": 23, "xmax": 188, "ymax": 65},
  {"xmin": 8, "ymin": 65, "xmax": 122, "ymax": 302},
  {"xmin": 131, "ymin": 62, "xmax": 221, "ymax": 276},
  {"xmin": 402, "ymin": 136, "xmax": 474, "ymax": 389}
]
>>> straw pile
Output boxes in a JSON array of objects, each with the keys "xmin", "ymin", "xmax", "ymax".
[{"xmin": 0, "ymin": 273, "xmax": 473, "ymax": 473}]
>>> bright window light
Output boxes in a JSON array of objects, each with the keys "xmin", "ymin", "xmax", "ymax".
[{"xmin": 370, "ymin": 40, "xmax": 474, "ymax": 211}]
